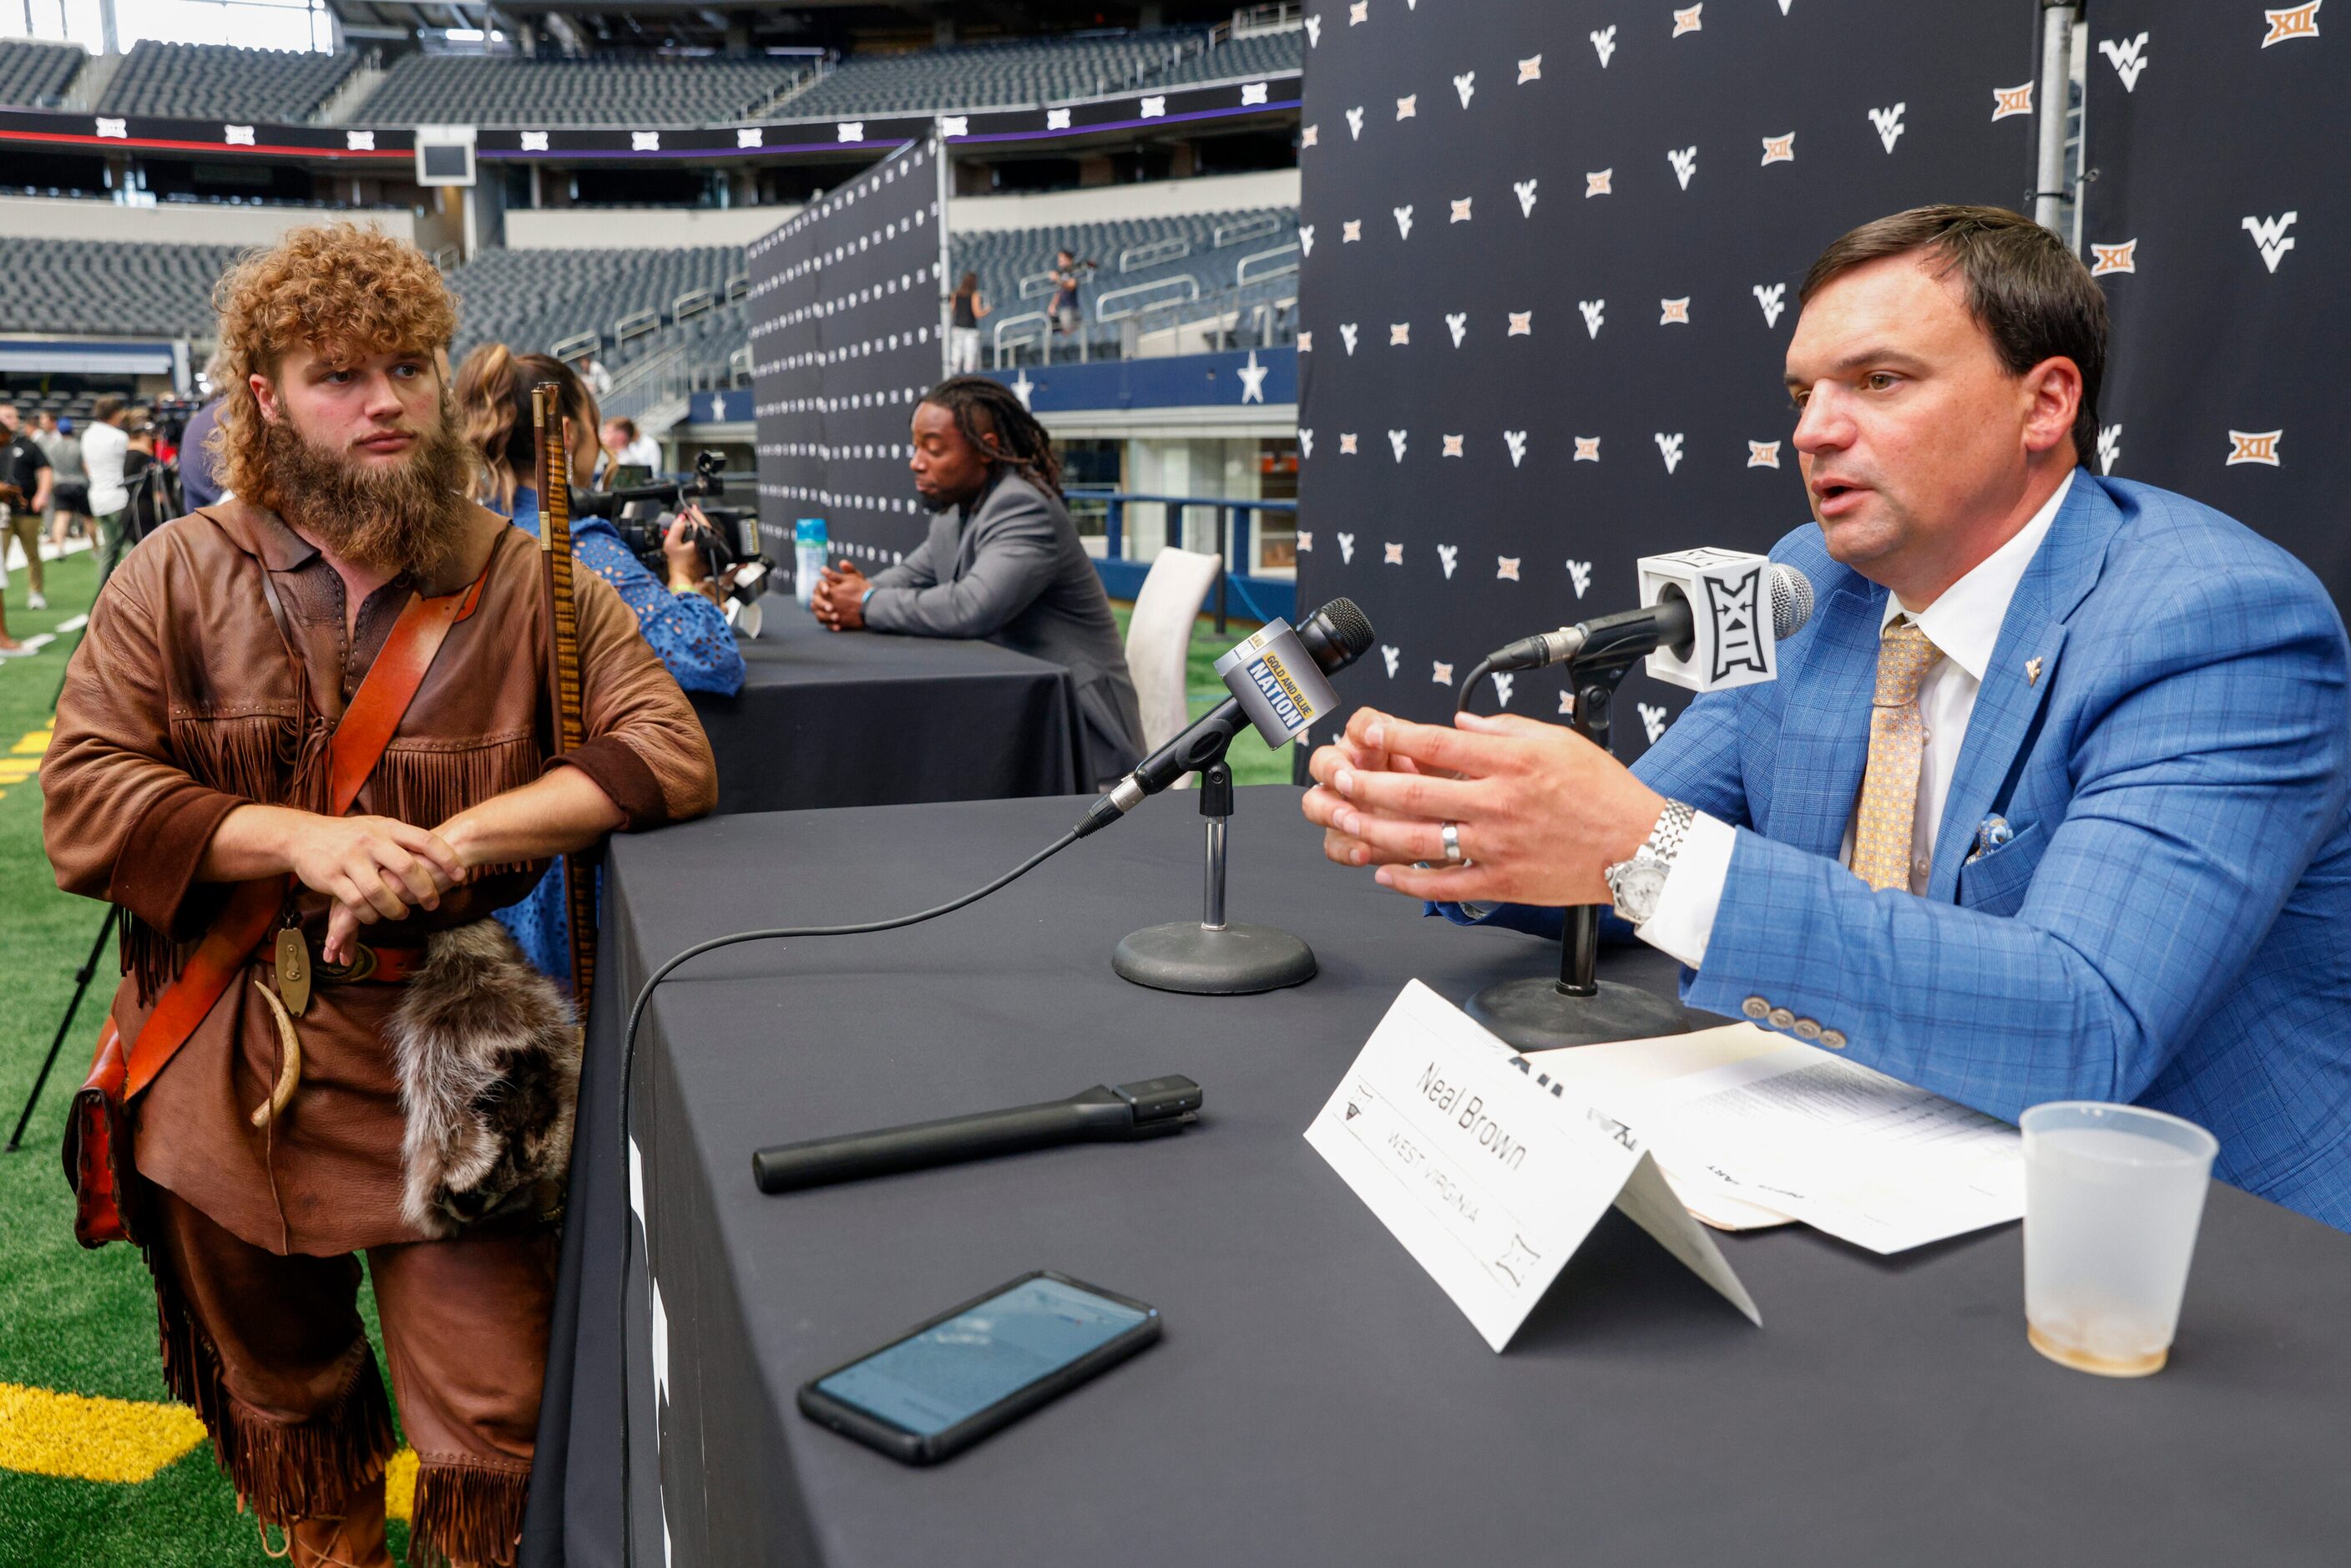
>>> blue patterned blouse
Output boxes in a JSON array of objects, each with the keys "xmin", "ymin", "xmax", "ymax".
[{"xmin": 495, "ymin": 485, "xmax": 743, "ymax": 992}]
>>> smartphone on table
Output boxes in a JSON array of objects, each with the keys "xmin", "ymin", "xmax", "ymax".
[{"xmin": 796, "ymin": 1271, "xmax": 1160, "ymax": 1465}]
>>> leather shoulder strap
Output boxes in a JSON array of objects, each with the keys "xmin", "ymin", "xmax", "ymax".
[{"xmin": 123, "ymin": 559, "xmax": 493, "ymax": 1100}]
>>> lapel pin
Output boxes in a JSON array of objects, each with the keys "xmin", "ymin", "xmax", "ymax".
[{"xmin": 2025, "ymin": 656, "xmax": 2044, "ymax": 686}]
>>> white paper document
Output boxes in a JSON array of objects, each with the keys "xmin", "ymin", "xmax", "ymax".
[
  {"xmin": 1599, "ymin": 1030, "xmax": 2025, "ymax": 1254},
  {"xmin": 1304, "ymin": 982, "xmax": 1760, "ymax": 1352}
]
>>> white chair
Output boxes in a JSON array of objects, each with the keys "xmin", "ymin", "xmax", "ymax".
[{"xmin": 1123, "ymin": 546, "xmax": 1223, "ymax": 787}]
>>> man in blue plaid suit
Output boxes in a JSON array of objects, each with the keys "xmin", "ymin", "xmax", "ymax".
[{"xmin": 1303, "ymin": 207, "xmax": 2351, "ymax": 1230}]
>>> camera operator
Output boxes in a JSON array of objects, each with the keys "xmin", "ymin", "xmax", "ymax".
[{"xmin": 457, "ymin": 343, "xmax": 744, "ymax": 988}]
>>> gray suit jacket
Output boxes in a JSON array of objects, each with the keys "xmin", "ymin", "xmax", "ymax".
[{"xmin": 865, "ymin": 470, "xmax": 1145, "ymax": 785}]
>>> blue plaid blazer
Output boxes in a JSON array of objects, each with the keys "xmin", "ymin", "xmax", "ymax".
[{"xmin": 1455, "ymin": 473, "xmax": 2351, "ymax": 1228}]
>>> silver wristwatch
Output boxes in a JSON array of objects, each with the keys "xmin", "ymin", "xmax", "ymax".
[{"xmin": 1605, "ymin": 799, "xmax": 1696, "ymax": 927}]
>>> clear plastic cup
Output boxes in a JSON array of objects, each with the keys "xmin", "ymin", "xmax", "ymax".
[{"xmin": 2021, "ymin": 1102, "xmax": 2217, "ymax": 1378}]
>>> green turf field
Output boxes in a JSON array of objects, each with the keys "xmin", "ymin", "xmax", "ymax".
[{"xmin": 0, "ymin": 550, "xmax": 1287, "ymax": 1564}]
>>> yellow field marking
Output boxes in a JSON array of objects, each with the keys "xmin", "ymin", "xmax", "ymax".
[
  {"xmin": 386, "ymin": 1447, "xmax": 417, "ymax": 1522},
  {"xmin": 0, "ymin": 1382, "xmax": 420, "ymax": 1519},
  {"xmin": 8, "ymin": 726, "xmax": 48, "ymax": 755},
  {"xmin": 0, "ymin": 1383, "xmax": 207, "ymax": 1484}
]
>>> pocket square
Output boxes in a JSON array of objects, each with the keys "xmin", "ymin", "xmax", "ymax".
[{"xmin": 1966, "ymin": 814, "xmax": 2015, "ymax": 864}]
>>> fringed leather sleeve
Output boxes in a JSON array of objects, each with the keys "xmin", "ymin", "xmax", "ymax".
[
  {"xmin": 43, "ymin": 562, "xmax": 251, "ymax": 951},
  {"xmin": 558, "ymin": 567, "xmax": 717, "ymax": 829}
]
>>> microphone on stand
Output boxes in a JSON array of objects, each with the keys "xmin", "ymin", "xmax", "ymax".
[
  {"xmin": 1470, "ymin": 560, "xmax": 1814, "ymax": 687},
  {"xmin": 1079, "ymin": 598, "xmax": 1376, "ymax": 837}
]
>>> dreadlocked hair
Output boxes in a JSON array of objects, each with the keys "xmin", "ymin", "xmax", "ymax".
[{"xmin": 923, "ymin": 375, "xmax": 1063, "ymax": 498}]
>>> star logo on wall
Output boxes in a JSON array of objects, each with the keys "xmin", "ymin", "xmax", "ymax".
[
  {"xmin": 1760, "ymin": 133, "xmax": 1795, "ymax": 164},
  {"xmin": 1341, "ymin": 433, "xmax": 1361, "ymax": 454},
  {"xmin": 1432, "ymin": 660, "xmax": 1454, "ymax": 684},
  {"xmin": 1384, "ymin": 541, "xmax": 1405, "ymax": 564},
  {"xmin": 1236, "ymin": 350, "xmax": 1269, "ymax": 403},
  {"xmin": 1496, "ymin": 558, "xmax": 1521, "ymax": 581},
  {"xmin": 1518, "ymin": 54, "xmax": 1542, "ymax": 83},
  {"xmin": 1574, "ymin": 438, "xmax": 1601, "ymax": 462},
  {"xmin": 1443, "ymin": 434, "xmax": 1464, "ymax": 456},
  {"xmin": 1241, "ymin": 81, "xmax": 1270, "ymax": 105},
  {"xmin": 1673, "ymin": 4, "xmax": 1703, "ymax": 35},
  {"xmin": 1046, "ymin": 108, "xmax": 1073, "ymax": 129},
  {"xmin": 1660, "ymin": 297, "xmax": 1691, "ymax": 324},
  {"xmin": 1747, "ymin": 441, "xmax": 1782, "ymax": 468},
  {"xmin": 938, "ymin": 116, "xmax": 968, "ymax": 138},
  {"xmin": 1302, "ymin": 124, "xmax": 1319, "ymax": 147},
  {"xmin": 1508, "ymin": 312, "xmax": 1533, "ymax": 336},
  {"xmin": 1342, "ymin": 220, "xmax": 1363, "ymax": 242},
  {"xmin": 1009, "ymin": 369, "xmax": 1035, "ymax": 408},
  {"xmin": 1397, "ymin": 94, "xmax": 1418, "ymax": 119},
  {"xmin": 1297, "ymin": 331, "xmax": 1313, "ymax": 352},
  {"xmin": 1297, "ymin": 531, "xmax": 1313, "ymax": 552},
  {"xmin": 1451, "ymin": 198, "xmax": 1474, "ymax": 223},
  {"xmin": 2090, "ymin": 240, "xmax": 2137, "ymax": 276},
  {"xmin": 1992, "ymin": 83, "xmax": 2034, "ymax": 119},
  {"xmin": 1350, "ymin": 0, "xmax": 1368, "ymax": 21},
  {"xmin": 1586, "ymin": 168, "xmax": 1613, "ymax": 196},
  {"xmin": 1390, "ymin": 322, "xmax": 1411, "ymax": 345}
]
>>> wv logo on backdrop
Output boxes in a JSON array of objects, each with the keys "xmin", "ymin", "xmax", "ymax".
[
  {"xmin": 1868, "ymin": 103, "xmax": 1906, "ymax": 154},
  {"xmin": 1514, "ymin": 179, "xmax": 1539, "ymax": 217},
  {"xmin": 1667, "ymin": 146, "xmax": 1699, "ymax": 189},
  {"xmin": 1393, "ymin": 205, "xmax": 1415, "ymax": 239},
  {"xmin": 1590, "ymin": 26, "xmax": 1617, "ymax": 66},
  {"xmin": 1566, "ymin": 559, "xmax": 1593, "ymax": 598},
  {"xmin": 2098, "ymin": 32, "xmax": 2150, "ymax": 89},
  {"xmin": 1504, "ymin": 430, "xmax": 1530, "ymax": 468},
  {"xmin": 1381, "ymin": 645, "xmax": 1400, "ymax": 677},
  {"xmin": 1336, "ymin": 531, "xmax": 1355, "ymax": 563},
  {"xmin": 2096, "ymin": 425, "xmax": 2123, "ymax": 475},
  {"xmin": 1388, "ymin": 430, "xmax": 1409, "ymax": 462},
  {"xmin": 1655, "ymin": 432, "xmax": 1686, "ymax": 473},
  {"xmin": 1437, "ymin": 544, "xmax": 1459, "ymax": 579},
  {"xmin": 2242, "ymin": 212, "xmax": 2298, "ymax": 272},
  {"xmin": 1579, "ymin": 299, "xmax": 1605, "ymax": 338},
  {"xmin": 1454, "ymin": 72, "xmax": 1476, "ymax": 109},
  {"xmin": 1753, "ymin": 283, "xmax": 1787, "ymax": 327},
  {"xmin": 1490, "ymin": 672, "xmax": 1516, "ymax": 707},
  {"xmin": 1638, "ymin": 704, "xmax": 1670, "ymax": 744},
  {"xmin": 1445, "ymin": 312, "xmax": 1469, "ymax": 346}
]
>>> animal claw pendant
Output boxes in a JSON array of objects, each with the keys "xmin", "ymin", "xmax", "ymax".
[{"xmin": 275, "ymin": 926, "xmax": 311, "ymax": 1017}]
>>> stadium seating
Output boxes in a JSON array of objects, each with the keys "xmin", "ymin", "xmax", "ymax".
[
  {"xmin": 94, "ymin": 41, "xmax": 358, "ymax": 122},
  {"xmin": 952, "ymin": 208, "xmax": 1300, "ymax": 346},
  {"xmin": 772, "ymin": 30, "xmax": 1203, "ymax": 118},
  {"xmin": 0, "ymin": 38, "xmax": 84, "ymax": 109},
  {"xmin": 355, "ymin": 53, "xmax": 808, "ymax": 128},
  {"xmin": 0, "ymin": 238, "xmax": 239, "ymax": 339},
  {"xmin": 1134, "ymin": 28, "xmax": 1302, "ymax": 89}
]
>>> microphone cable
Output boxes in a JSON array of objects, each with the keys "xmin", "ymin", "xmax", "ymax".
[{"xmin": 614, "ymin": 824, "xmax": 1081, "ymax": 1559}]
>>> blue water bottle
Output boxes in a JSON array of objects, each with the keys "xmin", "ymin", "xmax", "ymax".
[{"xmin": 794, "ymin": 518, "xmax": 828, "ymax": 608}]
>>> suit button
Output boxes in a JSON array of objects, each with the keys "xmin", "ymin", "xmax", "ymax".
[
  {"xmin": 1767, "ymin": 1008, "xmax": 1795, "ymax": 1029},
  {"xmin": 1742, "ymin": 996, "xmax": 1770, "ymax": 1019},
  {"xmin": 1793, "ymin": 1018, "xmax": 1821, "ymax": 1040},
  {"xmin": 1819, "ymin": 1029, "xmax": 1848, "ymax": 1050}
]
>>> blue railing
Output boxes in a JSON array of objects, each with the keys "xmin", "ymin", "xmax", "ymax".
[{"xmin": 1064, "ymin": 487, "xmax": 1297, "ymax": 631}]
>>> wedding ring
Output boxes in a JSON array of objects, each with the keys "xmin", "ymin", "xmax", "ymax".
[{"xmin": 1440, "ymin": 821, "xmax": 1464, "ymax": 863}]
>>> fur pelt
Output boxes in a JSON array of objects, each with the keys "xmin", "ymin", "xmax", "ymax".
[{"xmin": 389, "ymin": 920, "xmax": 581, "ymax": 1237}]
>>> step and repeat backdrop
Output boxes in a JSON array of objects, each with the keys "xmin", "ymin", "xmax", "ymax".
[
  {"xmin": 2082, "ymin": 0, "xmax": 2347, "ymax": 618},
  {"xmin": 1293, "ymin": 0, "xmax": 2040, "ymax": 752},
  {"xmin": 749, "ymin": 135, "xmax": 950, "ymax": 578}
]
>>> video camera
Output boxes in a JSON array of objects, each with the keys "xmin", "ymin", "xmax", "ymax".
[{"xmin": 568, "ymin": 448, "xmax": 776, "ymax": 622}]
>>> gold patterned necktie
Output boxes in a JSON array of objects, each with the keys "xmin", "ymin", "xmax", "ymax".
[{"xmin": 1851, "ymin": 618, "xmax": 1944, "ymax": 892}]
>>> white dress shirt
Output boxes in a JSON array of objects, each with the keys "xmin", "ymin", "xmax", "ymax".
[{"xmin": 1637, "ymin": 469, "xmax": 2074, "ymax": 969}]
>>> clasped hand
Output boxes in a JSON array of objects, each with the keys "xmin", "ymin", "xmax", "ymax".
[
  {"xmin": 289, "ymin": 814, "xmax": 467, "ymax": 967},
  {"xmin": 811, "ymin": 559, "xmax": 870, "ymax": 631},
  {"xmin": 1300, "ymin": 706, "xmax": 1666, "ymax": 908}
]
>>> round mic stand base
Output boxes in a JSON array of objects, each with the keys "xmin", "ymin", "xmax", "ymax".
[
  {"xmin": 1465, "ymin": 974, "xmax": 1691, "ymax": 1052},
  {"xmin": 1113, "ymin": 758, "xmax": 1317, "ymax": 996}
]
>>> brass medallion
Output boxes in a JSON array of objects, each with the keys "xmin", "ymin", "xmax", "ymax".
[{"xmin": 275, "ymin": 927, "xmax": 311, "ymax": 1017}]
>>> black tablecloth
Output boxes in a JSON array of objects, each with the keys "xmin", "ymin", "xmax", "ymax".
[
  {"xmin": 690, "ymin": 602, "xmax": 1081, "ymax": 814},
  {"xmin": 524, "ymin": 789, "xmax": 2351, "ymax": 1568}
]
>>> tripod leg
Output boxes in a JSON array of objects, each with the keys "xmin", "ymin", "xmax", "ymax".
[{"xmin": 7, "ymin": 905, "xmax": 118, "ymax": 1153}]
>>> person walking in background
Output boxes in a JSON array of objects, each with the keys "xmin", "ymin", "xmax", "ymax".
[
  {"xmin": 1, "ymin": 402, "xmax": 54, "ymax": 610},
  {"xmin": 950, "ymin": 271, "xmax": 990, "ymax": 372},
  {"xmin": 44, "ymin": 412, "xmax": 91, "ymax": 561},
  {"xmin": 599, "ymin": 415, "xmax": 662, "ymax": 474},
  {"xmin": 457, "ymin": 342, "xmax": 744, "ymax": 990},
  {"xmin": 81, "ymin": 393, "xmax": 131, "ymax": 567}
]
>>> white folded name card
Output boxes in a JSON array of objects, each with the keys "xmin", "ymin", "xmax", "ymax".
[{"xmin": 1304, "ymin": 980, "xmax": 1761, "ymax": 1352}]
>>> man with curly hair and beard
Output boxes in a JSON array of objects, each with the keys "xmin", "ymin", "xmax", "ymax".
[{"xmin": 43, "ymin": 225, "xmax": 717, "ymax": 1566}]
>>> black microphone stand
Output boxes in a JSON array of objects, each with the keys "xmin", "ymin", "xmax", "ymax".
[
  {"xmin": 1114, "ymin": 746, "xmax": 1317, "ymax": 994},
  {"xmin": 1459, "ymin": 630, "xmax": 1691, "ymax": 1051}
]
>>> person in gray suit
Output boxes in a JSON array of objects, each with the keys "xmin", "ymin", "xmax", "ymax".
[{"xmin": 811, "ymin": 375, "xmax": 1146, "ymax": 787}]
